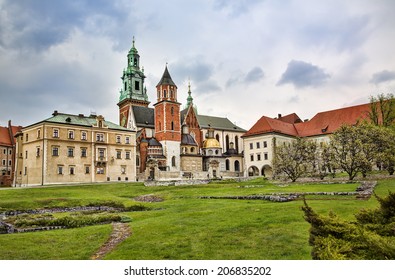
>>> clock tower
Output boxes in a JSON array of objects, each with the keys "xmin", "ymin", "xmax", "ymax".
[
  {"xmin": 154, "ymin": 65, "xmax": 181, "ymax": 171},
  {"xmin": 117, "ymin": 37, "xmax": 149, "ymax": 128}
]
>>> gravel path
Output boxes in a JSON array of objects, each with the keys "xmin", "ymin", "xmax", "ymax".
[{"xmin": 91, "ymin": 222, "xmax": 131, "ymax": 260}]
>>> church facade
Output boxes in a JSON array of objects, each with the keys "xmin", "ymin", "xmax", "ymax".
[{"xmin": 117, "ymin": 39, "xmax": 246, "ymax": 180}]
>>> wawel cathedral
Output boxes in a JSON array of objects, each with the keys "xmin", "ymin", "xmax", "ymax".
[{"xmin": 117, "ymin": 39, "xmax": 246, "ymax": 180}]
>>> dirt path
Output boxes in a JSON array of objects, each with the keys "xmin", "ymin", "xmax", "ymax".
[{"xmin": 91, "ymin": 222, "xmax": 131, "ymax": 260}]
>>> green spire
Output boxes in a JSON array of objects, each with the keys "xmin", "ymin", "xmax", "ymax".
[{"xmin": 186, "ymin": 80, "xmax": 193, "ymax": 107}]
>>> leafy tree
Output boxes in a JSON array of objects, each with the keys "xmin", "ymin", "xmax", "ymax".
[
  {"xmin": 329, "ymin": 125, "xmax": 368, "ymax": 180},
  {"xmin": 369, "ymin": 93, "xmax": 395, "ymax": 127},
  {"xmin": 272, "ymin": 138, "xmax": 311, "ymax": 182},
  {"xmin": 302, "ymin": 192, "xmax": 395, "ymax": 260}
]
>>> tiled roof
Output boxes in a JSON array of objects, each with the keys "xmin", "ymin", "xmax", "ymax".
[
  {"xmin": 132, "ymin": 106, "xmax": 155, "ymax": 128},
  {"xmin": 196, "ymin": 114, "xmax": 246, "ymax": 132},
  {"xmin": 0, "ymin": 127, "xmax": 11, "ymax": 146},
  {"xmin": 278, "ymin": 113, "xmax": 302, "ymax": 124},
  {"xmin": 243, "ymin": 115, "xmax": 299, "ymax": 137},
  {"xmin": 28, "ymin": 113, "xmax": 131, "ymax": 131},
  {"xmin": 0, "ymin": 124, "xmax": 22, "ymax": 146},
  {"xmin": 243, "ymin": 103, "xmax": 372, "ymax": 138},
  {"xmin": 296, "ymin": 103, "xmax": 371, "ymax": 137}
]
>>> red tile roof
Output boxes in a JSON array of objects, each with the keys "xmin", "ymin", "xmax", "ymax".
[
  {"xmin": 0, "ymin": 124, "xmax": 22, "ymax": 146},
  {"xmin": 243, "ymin": 103, "xmax": 372, "ymax": 138},
  {"xmin": 278, "ymin": 113, "xmax": 302, "ymax": 124},
  {"xmin": 243, "ymin": 115, "xmax": 299, "ymax": 137}
]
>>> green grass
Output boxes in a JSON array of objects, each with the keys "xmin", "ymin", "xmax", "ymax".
[{"xmin": 0, "ymin": 178, "xmax": 394, "ymax": 260}]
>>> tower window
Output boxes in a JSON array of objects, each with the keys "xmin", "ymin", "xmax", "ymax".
[
  {"xmin": 164, "ymin": 90, "xmax": 167, "ymax": 98},
  {"xmin": 171, "ymin": 121, "xmax": 174, "ymax": 130},
  {"xmin": 134, "ymin": 58, "xmax": 137, "ymax": 66},
  {"xmin": 171, "ymin": 107, "xmax": 174, "ymax": 115},
  {"xmin": 124, "ymin": 82, "xmax": 127, "ymax": 91},
  {"xmin": 171, "ymin": 156, "xmax": 176, "ymax": 167},
  {"xmin": 134, "ymin": 81, "xmax": 140, "ymax": 91}
]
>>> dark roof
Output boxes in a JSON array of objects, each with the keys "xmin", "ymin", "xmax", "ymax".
[
  {"xmin": 132, "ymin": 106, "xmax": 155, "ymax": 128},
  {"xmin": 181, "ymin": 134, "xmax": 198, "ymax": 146},
  {"xmin": 26, "ymin": 112, "xmax": 130, "ymax": 131},
  {"xmin": 148, "ymin": 137, "xmax": 162, "ymax": 147},
  {"xmin": 196, "ymin": 114, "xmax": 246, "ymax": 132},
  {"xmin": 156, "ymin": 66, "xmax": 177, "ymax": 87}
]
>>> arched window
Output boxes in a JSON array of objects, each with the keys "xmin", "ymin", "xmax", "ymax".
[
  {"xmin": 234, "ymin": 160, "xmax": 240, "ymax": 172},
  {"xmin": 225, "ymin": 135, "xmax": 230, "ymax": 152},
  {"xmin": 163, "ymin": 90, "xmax": 167, "ymax": 98},
  {"xmin": 216, "ymin": 134, "xmax": 220, "ymax": 141},
  {"xmin": 171, "ymin": 156, "xmax": 176, "ymax": 167},
  {"xmin": 190, "ymin": 147, "xmax": 195, "ymax": 153},
  {"xmin": 235, "ymin": 136, "xmax": 239, "ymax": 153},
  {"xmin": 124, "ymin": 82, "xmax": 127, "ymax": 91},
  {"xmin": 225, "ymin": 159, "xmax": 230, "ymax": 171}
]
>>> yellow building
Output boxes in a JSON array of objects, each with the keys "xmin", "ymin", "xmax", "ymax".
[{"xmin": 14, "ymin": 111, "xmax": 136, "ymax": 186}]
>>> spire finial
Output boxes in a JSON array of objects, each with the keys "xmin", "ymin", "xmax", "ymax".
[{"xmin": 132, "ymin": 36, "xmax": 135, "ymax": 47}]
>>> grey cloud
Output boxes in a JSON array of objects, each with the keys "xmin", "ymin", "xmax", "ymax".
[
  {"xmin": 300, "ymin": 15, "xmax": 371, "ymax": 52},
  {"xmin": 214, "ymin": 0, "xmax": 264, "ymax": 16},
  {"xmin": 370, "ymin": 70, "xmax": 395, "ymax": 84},
  {"xmin": 0, "ymin": 0, "xmax": 130, "ymax": 52},
  {"xmin": 245, "ymin": 67, "xmax": 264, "ymax": 83},
  {"xmin": 277, "ymin": 60, "xmax": 330, "ymax": 88},
  {"xmin": 170, "ymin": 57, "xmax": 221, "ymax": 94}
]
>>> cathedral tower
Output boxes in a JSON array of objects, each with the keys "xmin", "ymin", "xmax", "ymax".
[
  {"xmin": 118, "ymin": 37, "xmax": 149, "ymax": 128},
  {"xmin": 154, "ymin": 65, "xmax": 181, "ymax": 170}
]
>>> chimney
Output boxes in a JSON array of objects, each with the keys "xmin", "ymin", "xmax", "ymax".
[
  {"xmin": 53, "ymin": 110, "xmax": 58, "ymax": 116},
  {"xmin": 278, "ymin": 114, "xmax": 282, "ymax": 118}
]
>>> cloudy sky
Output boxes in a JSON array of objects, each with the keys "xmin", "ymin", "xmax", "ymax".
[{"xmin": 1, "ymin": 0, "xmax": 394, "ymax": 130}]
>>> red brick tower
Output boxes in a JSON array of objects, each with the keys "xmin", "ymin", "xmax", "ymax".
[{"xmin": 153, "ymin": 65, "xmax": 181, "ymax": 170}]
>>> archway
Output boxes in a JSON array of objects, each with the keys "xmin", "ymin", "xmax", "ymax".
[
  {"xmin": 261, "ymin": 165, "xmax": 273, "ymax": 177},
  {"xmin": 248, "ymin": 166, "xmax": 259, "ymax": 177},
  {"xmin": 234, "ymin": 160, "xmax": 240, "ymax": 172}
]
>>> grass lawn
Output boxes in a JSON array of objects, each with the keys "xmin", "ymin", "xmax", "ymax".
[{"xmin": 0, "ymin": 178, "xmax": 394, "ymax": 260}]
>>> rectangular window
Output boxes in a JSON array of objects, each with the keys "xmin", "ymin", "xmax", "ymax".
[
  {"xmin": 68, "ymin": 130, "xmax": 74, "ymax": 139},
  {"xmin": 96, "ymin": 167, "xmax": 105, "ymax": 174},
  {"xmin": 125, "ymin": 151, "xmax": 130, "ymax": 159},
  {"xmin": 250, "ymin": 154, "xmax": 254, "ymax": 161},
  {"xmin": 81, "ymin": 148, "xmax": 87, "ymax": 157},
  {"xmin": 96, "ymin": 133, "xmax": 104, "ymax": 142},
  {"xmin": 2, "ymin": 159, "xmax": 5, "ymax": 166},
  {"xmin": 8, "ymin": 149, "xmax": 12, "ymax": 155},
  {"xmin": 257, "ymin": 154, "xmax": 261, "ymax": 161},
  {"xmin": 125, "ymin": 136, "xmax": 130, "ymax": 144},
  {"xmin": 68, "ymin": 147, "xmax": 74, "ymax": 157},
  {"xmin": 52, "ymin": 147, "xmax": 59, "ymax": 156},
  {"xmin": 3, "ymin": 149, "xmax": 6, "ymax": 154},
  {"xmin": 25, "ymin": 150, "xmax": 28, "ymax": 159},
  {"xmin": 26, "ymin": 134, "xmax": 29, "ymax": 142},
  {"xmin": 249, "ymin": 143, "xmax": 253, "ymax": 150},
  {"xmin": 121, "ymin": 166, "xmax": 126, "ymax": 174},
  {"xmin": 98, "ymin": 148, "xmax": 105, "ymax": 160},
  {"xmin": 8, "ymin": 160, "xmax": 11, "ymax": 166},
  {"xmin": 116, "ymin": 135, "xmax": 121, "ymax": 143},
  {"xmin": 81, "ymin": 131, "xmax": 87, "ymax": 140},
  {"xmin": 134, "ymin": 81, "xmax": 140, "ymax": 91},
  {"xmin": 256, "ymin": 142, "xmax": 260, "ymax": 149},
  {"xmin": 24, "ymin": 167, "xmax": 27, "ymax": 175},
  {"xmin": 264, "ymin": 153, "xmax": 268, "ymax": 160},
  {"xmin": 85, "ymin": 166, "xmax": 90, "ymax": 174},
  {"xmin": 36, "ymin": 147, "xmax": 40, "ymax": 157},
  {"xmin": 69, "ymin": 166, "xmax": 75, "ymax": 175},
  {"xmin": 263, "ymin": 141, "xmax": 268, "ymax": 148},
  {"xmin": 57, "ymin": 166, "xmax": 63, "ymax": 175},
  {"xmin": 53, "ymin": 129, "xmax": 59, "ymax": 138},
  {"xmin": 116, "ymin": 150, "xmax": 122, "ymax": 159},
  {"xmin": 37, "ymin": 129, "xmax": 41, "ymax": 139}
]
